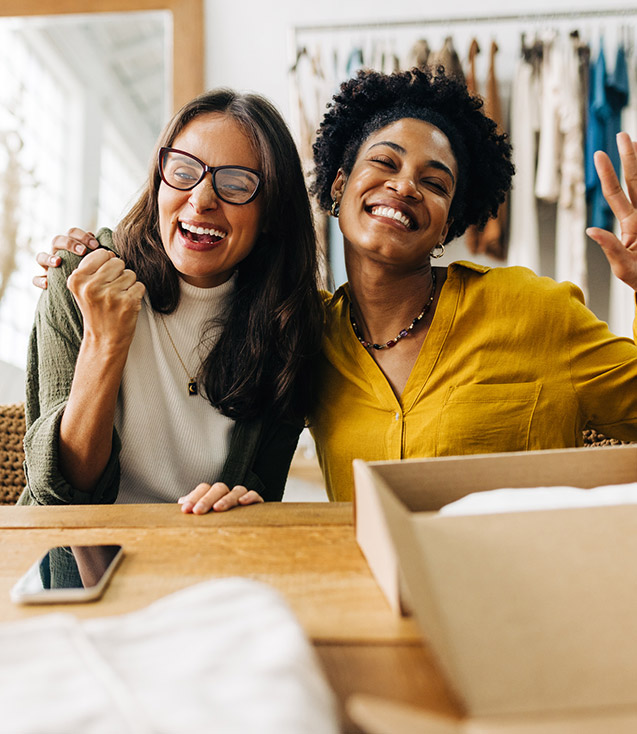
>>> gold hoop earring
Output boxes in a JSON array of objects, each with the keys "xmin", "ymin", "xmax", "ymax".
[
  {"xmin": 431, "ymin": 242, "xmax": 445, "ymax": 259},
  {"xmin": 330, "ymin": 200, "xmax": 340, "ymax": 218}
]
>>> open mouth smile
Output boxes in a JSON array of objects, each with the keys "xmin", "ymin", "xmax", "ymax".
[
  {"xmin": 179, "ymin": 221, "xmax": 227, "ymax": 248},
  {"xmin": 368, "ymin": 205, "xmax": 416, "ymax": 230}
]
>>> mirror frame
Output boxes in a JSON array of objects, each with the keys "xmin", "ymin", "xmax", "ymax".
[{"xmin": 0, "ymin": 0, "xmax": 204, "ymax": 112}]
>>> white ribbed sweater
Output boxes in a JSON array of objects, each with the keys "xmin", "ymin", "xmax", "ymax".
[{"xmin": 114, "ymin": 276, "xmax": 235, "ymax": 503}]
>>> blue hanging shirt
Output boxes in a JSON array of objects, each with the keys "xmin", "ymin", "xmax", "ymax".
[
  {"xmin": 586, "ymin": 44, "xmax": 630, "ymax": 230},
  {"xmin": 585, "ymin": 45, "xmax": 610, "ymax": 229},
  {"xmin": 606, "ymin": 44, "xmax": 629, "ymax": 175}
]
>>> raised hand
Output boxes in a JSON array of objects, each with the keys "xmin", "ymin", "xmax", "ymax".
[
  {"xmin": 66, "ymin": 249, "xmax": 145, "ymax": 348},
  {"xmin": 587, "ymin": 132, "xmax": 637, "ymax": 291}
]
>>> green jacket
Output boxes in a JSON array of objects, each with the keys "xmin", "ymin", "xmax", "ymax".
[{"xmin": 18, "ymin": 229, "xmax": 300, "ymax": 506}]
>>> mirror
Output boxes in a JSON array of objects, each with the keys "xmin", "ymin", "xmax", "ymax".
[
  {"xmin": 0, "ymin": 1, "xmax": 204, "ymax": 388},
  {"xmin": 0, "ymin": 1, "xmax": 204, "ymax": 112}
]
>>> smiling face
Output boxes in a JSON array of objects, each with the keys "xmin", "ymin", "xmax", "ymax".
[
  {"xmin": 331, "ymin": 118, "xmax": 458, "ymax": 270},
  {"xmin": 158, "ymin": 112, "xmax": 263, "ymax": 288}
]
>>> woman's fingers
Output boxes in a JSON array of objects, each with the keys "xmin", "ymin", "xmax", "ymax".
[
  {"xmin": 51, "ymin": 229, "xmax": 99, "ymax": 257},
  {"xmin": 617, "ymin": 133, "xmax": 637, "ymax": 207},
  {"xmin": 33, "ymin": 229, "xmax": 97, "ymax": 289},
  {"xmin": 178, "ymin": 482, "xmax": 230, "ymax": 513},
  {"xmin": 587, "ymin": 226, "xmax": 637, "ymax": 289},
  {"xmin": 74, "ymin": 248, "xmax": 116, "ymax": 273},
  {"xmin": 178, "ymin": 483, "xmax": 263, "ymax": 514},
  {"xmin": 238, "ymin": 490, "xmax": 265, "ymax": 505},
  {"xmin": 66, "ymin": 249, "xmax": 145, "ymax": 341},
  {"xmin": 594, "ymin": 150, "xmax": 632, "ymax": 223},
  {"xmin": 32, "ymin": 274, "xmax": 49, "ymax": 290},
  {"xmin": 36, "ymin": 251, "xmax": 61, "ymax": 269}
]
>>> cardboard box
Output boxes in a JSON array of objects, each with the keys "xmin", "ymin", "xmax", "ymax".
[{"xmin": 351, "ymin": 445, "xmax": 637, "ymax": 731}]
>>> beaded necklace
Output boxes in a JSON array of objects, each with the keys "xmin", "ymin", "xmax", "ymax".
[{"xmin": 350, "ymin": 269, "xmax": 437, "ymax": 351}]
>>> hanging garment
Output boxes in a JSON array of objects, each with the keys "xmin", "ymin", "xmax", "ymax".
[
  {"xmin": 464, "ymin": 38, "xmax": 481, "ymax": 256},
  {"xmin": 289, "ymin": 46, "xmax": 332, "ymax": 273},
  {"xmin": 507, "ymin": 47, "xmax": 541, "ymax": 273},
  {"xmin": 609, "ymin": 45, "xmax": 637, "ymax": 339},
  {"xmin": 606, "ymin": 43, "xmax": 630, "ymax": 175},
  {"xmin": 585, "ymin": 44, "xmax": 612, "ymax": 230},
  {"xmin": 554, "ymin": 33, "xmax": 588, "ymax": 297},
  {"xmin": 465, "ymin": 39, "xmax": 506, "ymax": 259},
  {"xmin": 478, "ymin": 40, "xmax": 508, "ymax": 259},
  {"xmin": 345, "ymin": 46, "xmax": 365, "ymax": 77},
  {"xmin": 535, "ymin": 31, "xmax": 561, "ymax": 202},
  {"xmin": 406, "ymin": 38, "xmax": 430, "ymax": 70},
  {"xmin": 428, "ymin": 36, "xmax": 465, "ymax": 81}
]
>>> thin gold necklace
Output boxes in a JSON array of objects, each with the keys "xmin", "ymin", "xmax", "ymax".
[{"xmin": 158, "ymin": 314, "xmax": 199, "ymax": 396}]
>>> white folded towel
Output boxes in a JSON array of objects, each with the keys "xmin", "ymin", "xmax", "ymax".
[{"xmin": 1, "ymin": 577, "xmax": 338, "ymax": 734}]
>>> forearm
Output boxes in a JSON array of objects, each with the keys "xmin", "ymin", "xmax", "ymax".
[{"xmin": 59, "ymin": 336, "xmax": 129, "ymax": 492}]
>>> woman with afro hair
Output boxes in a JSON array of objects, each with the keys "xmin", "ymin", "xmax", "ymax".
[
  {"xmin": 36, "ymin": 69, "xmax": 637, "ymax": 502},
  {"xmin": 309, "ymin": 67, "xmax": 637, "ymax": 500}
]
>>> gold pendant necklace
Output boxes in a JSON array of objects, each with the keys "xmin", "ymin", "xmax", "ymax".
[{"xmin": 158, "ymin": 314, "xmax": 199, "ymax": 396}]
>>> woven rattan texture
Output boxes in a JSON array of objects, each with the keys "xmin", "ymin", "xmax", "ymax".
[
  {"xmin": 582, "ymin": 428, "xmax": 632, "ymax": 448},
  {"xmin": 0, "ymin": 403, "xmax": 25, "ymax": 504}
]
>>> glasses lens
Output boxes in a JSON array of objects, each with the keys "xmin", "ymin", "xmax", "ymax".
[
  {"xmin": 214, "ymin": 168, "xmax": 260, "ymax": 203},
  {"xmin": 161, "ymin": 150, "xmax": 204, "ymax": 190}
]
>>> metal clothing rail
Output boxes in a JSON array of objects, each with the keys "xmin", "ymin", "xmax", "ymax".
[{"xmin": 293, "ymin": 7, "xmax": 637, "ymax": 34}]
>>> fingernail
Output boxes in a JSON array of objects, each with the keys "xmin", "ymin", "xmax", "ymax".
[
  {"xmin": 89, "ymin": 238, "xmax": 99, "ymax": 249},
  {"xmin": 181, "ymin": 502, "xmax": 193, "ymax": 513},
  {"xmin": 193, "ymin": 502, "xmax": 205, "ymax": 513},
  {"xmin": 74, "ymin": 245, "xmax": 86, "ymax": 255},
  {"xmin": 50, "ymin": 256, "xmax": 60, "ymax": 265}
]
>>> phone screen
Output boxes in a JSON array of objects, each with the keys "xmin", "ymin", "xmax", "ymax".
[{"xmin": 10, "ymin": 544, "xmax": 123, "ymax": 604}]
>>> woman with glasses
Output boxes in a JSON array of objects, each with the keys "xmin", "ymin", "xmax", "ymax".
[
  {"xmin": 19, "ymin": 89, "xmax": 323, "ymax": 512},
  {"xmin": 34, "ymin": 70, "xmax": 637, "ymax": 505}
]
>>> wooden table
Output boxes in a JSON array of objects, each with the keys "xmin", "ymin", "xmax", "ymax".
[{"xmin": 0, "ymin": 503, "xmax": 460, "ymax": 732}]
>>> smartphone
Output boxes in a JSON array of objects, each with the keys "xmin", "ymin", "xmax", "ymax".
[{"xmin": 10, "ymin": 544, "xmax": 123, "ymax": 604}]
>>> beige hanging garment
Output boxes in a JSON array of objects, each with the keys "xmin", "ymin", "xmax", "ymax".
[
  {"xmin": 428, "ymin": 36, "xmax": 465, "ymax": 81},
  {"xmin": 406, "ymin": 38, "xmax": 430, "ymax": 70},
  {"xmin": 477, "ymin": 40, "xmax": 507, "ymax": 259},
  {"xmin": 464, "ymin": 39, "xmax": 481, "ymax": 254}
]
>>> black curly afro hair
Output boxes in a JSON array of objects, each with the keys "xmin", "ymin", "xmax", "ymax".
[{"xmin": 311, "ymin": 67, "xmax": 514, "ymax": 243}]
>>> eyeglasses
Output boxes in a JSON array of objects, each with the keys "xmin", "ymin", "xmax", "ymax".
[{"xmin": 158, "ymin": 147, "xmax": 262, "ymax": 205}]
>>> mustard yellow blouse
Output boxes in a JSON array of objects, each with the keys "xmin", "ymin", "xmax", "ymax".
[{"xmin": 310, "ymin": 262, "xmax": 637, "ymax": 502}]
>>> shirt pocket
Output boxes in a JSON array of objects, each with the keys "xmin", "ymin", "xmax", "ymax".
[{"xmin": 435, "ymin": 382, "xmax": 541, "ymax": 456}]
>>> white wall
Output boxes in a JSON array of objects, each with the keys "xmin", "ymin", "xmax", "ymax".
[{"xmin": 204, "ymin": 0, "xmax": 636, "ymax": 117}]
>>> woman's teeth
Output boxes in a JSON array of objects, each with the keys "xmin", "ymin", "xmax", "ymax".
[
  {"xmin": 180, "ymin": 221, "xmax": 226, "ymax": 239},
  {"xmin": 370, "ymin": 206, "xmax": 414, "ymax": 229}
]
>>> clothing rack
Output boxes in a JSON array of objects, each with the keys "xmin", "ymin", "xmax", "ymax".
[{"xmin": 293, "ymin": 8, "xmax": 637, "ymax": 34}]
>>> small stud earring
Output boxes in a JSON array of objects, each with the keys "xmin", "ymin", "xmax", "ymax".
[{"xmin": 330, "ymin": 200, "xmax": 340, "ymax": 218}]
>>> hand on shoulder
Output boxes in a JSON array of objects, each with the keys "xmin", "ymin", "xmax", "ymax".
[{"xmin": 33, "ymin": 228, "xmax": 99, "ymax": 289}]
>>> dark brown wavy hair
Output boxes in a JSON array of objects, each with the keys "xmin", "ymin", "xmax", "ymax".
[{"xmin": 114, "ymin": 89, "xmax": 323, "ymax": 423}]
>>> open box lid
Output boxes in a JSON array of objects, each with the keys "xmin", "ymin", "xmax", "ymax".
[
  {"xmin": 354, "ymin": 446, "xmax": 637, "ymax": 719},
  {"xmin": 353, "ymin": 445, "xmax": 637, "ymax": 615}
]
